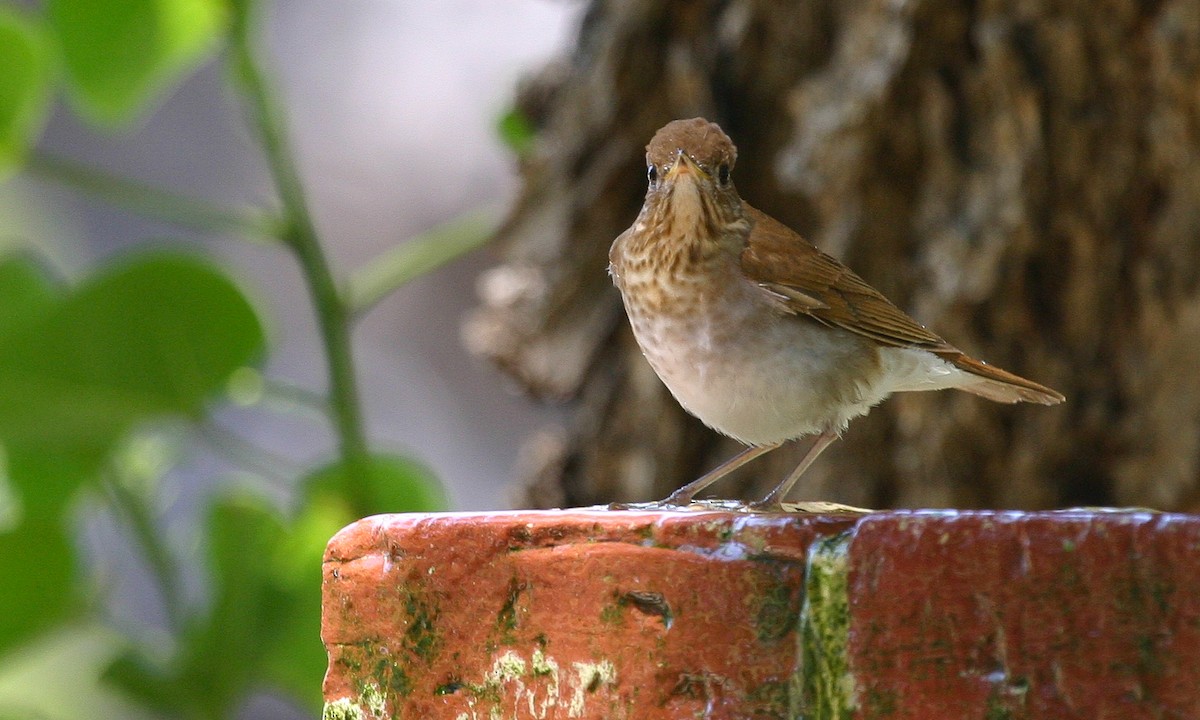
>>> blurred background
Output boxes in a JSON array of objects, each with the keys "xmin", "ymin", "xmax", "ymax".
[
  {"xmin": 2, "ymin": 0, "xmax": 1199, "ymax": 718},
  {"xmin": 5, "ymin": 0, "xmax": 578, "ymax": 512},
  {"xmin": 0, "ymin": 0, "xmax": 578, "ymax": 718},
  {"xmin": 473, "ymin": 0, "xmax": 1200, "ymax": 515}
]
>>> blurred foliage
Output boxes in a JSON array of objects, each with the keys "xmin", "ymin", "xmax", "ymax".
[
  {"xmin": 0, "ymin": 8, "xmax": 51, "ymax": 175},
  {"xmin": 496, "ymin": 107, "xmax": 536, "ymax": 159},
  {"xmin": 0, "ymin": 0, "xmax": 494, "ymax": 717},
  {"xmin": 48, "ymin": 0, "xmax": 226, "ymax": 124}
]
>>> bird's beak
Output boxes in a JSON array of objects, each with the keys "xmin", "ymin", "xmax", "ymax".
[{"xmin": 666, "ymin": 149, "xmax": 709, "ymax": 182}]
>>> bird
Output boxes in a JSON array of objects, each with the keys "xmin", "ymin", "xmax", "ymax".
[{"xmin": 608, "ymin": 118, "xmax": 1064, "ymax": 509}]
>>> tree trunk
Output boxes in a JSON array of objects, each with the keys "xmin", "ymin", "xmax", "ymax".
[{"xmin": 464, "ymin": 0, "xmax": 1200, "ymax": 512}]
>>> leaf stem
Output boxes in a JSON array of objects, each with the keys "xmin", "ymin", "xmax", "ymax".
[
  {"xmin": 102, "ymin": 474, "xmax": 186, "ymax": 633},
  {"xmin": 345, "ymin": 205, "xmax": 500, "ymax": 315},
  {"xmin": 24, "ymin": 152, "xmax": 281, "ymax": 241},
  {"xmin": 197, "ymin": 420, "xmax": 300, "ymax": 488},
  {"xmin": 259, "ymin": 376, "xmax": 334, "ymax": 419},
  {"xmin": 229, "ymin": 8, "xmax": 372, "ymax": 512}
]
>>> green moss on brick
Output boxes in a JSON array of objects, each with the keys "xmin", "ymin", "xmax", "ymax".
[
  {"xmin": 334, "ymin": 633, "xmax": 420, "ymax": 715},
  {"xmin": 444, "ymin": 648, "xmax": 574, "ymax": 715},
  {"xmin": 323, "ymin": 698, "xmax": 366, "ymax": 720},
  {"xmin": 388, "ymin": 666, "xmax": 413, "ymax": 698},
  {"xmin": 433, "ymin": 678, "xmax": 464, "ymax": 695},
  {"xmin": 531, "ymin": 647, "xmax": 559, "ymax": 678},
  {"xmin": 863, "ymin": 687, "xmax": 898, "ymax": 718},
  {"xmin": 399, "ymin": 582, "xmax": 442, "ymax": 664},
  {"xmin": 1136, "ymin": 633, "xmax": 1165, "ymax": 677},
  {"xmin": 754, "ymin": 581, "xmax": 799, "ymax": 642},
  {"xmin": 798, "ymin": 531, "xmax": 856, "ymax": 720},
  {"xmin": 496, "ymin": 575, "xmax": 527, "ymax": 643},
  {"xmin": 746, "ymin": 679, "xmax": 790, "ymax": 719},
  {"xmin": 600, "ymin": 592, "xmax": 625, "ymax": 626},
  {"xmin": 985, "ymin": 696, "xmax": 1013, "ymax": 720}
]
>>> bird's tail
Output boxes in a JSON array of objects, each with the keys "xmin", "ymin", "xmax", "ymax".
[{"xmin": 943, "ymin": 352, "xmax": 1065, "ymax": 405}]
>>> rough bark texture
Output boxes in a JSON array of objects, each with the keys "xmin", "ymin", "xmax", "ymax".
[{"xmin": 464, "ymin": 0, "xmax": 1200, "ymax": 511}]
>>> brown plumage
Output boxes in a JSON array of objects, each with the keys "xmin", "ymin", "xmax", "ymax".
[
  {"xmin": 742, "ymin": 206, "xmax": 1063, "ymax": 405},
  {"xmin": 609, "ymin": 118, "xmax": 1063, "ymax": 508}
]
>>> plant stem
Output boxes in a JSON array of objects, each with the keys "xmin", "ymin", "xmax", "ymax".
[
  {"xmin": 24, "ymin": 152, "xmax": 281, "ymax": 241},
  {"xmin": 198, "ymin": 420, "xmax": 300, "ymax": 488},
  {"xmin": 229, "ymin": 9, "xmax": 373, "ymax": 512},
  {"xmin": 103, "ymin": 474, "xmax": 185, "ymax": 633},
  {"xmin": 260, "ymin": 376, "xmax": 334, "ymax": 419},
  {"xmin": 346, "ymin": 204, "xmax": 500, "ymax": 315}
]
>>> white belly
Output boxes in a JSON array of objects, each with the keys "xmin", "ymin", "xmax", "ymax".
[
  {"xmin": 612, "ymin": 241, "xmax": 973, "ymax": 445},
  {"xmin": 624, "ymin": 286, "xmax": 892, "ymax": 445}
]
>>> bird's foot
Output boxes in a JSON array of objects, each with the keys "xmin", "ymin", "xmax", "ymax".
[
  {"xmin": 608, "ymin": 494, "xmax": 874, "ymax": 514},
  {"xmin": 744, "ymin": 500, "xmax": 875, "ymax": 514},
  {"xmin": 607, "ymin": 500, "xmax": 678, "ymax": 511},
  {"xmin": 607, "ymin": 497, "xmax": 753, "ymax": 512}
]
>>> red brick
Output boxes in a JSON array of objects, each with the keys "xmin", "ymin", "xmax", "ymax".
[
  {"xmin": 321, "ymin": 509, "xmax": 1200, "ymax": 719},
  {"xmin": 848, "ymin": 511, "xmax": 1200, "ymax": 719}
]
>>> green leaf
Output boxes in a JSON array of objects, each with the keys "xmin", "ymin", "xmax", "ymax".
[
  {"xmin": 0, "ymin": 625, "xmax": 146, "ymax": 720},
  {"xmin": 225, "ymin": 0, "xmax": 257, "ymax": 34},
  {"xmin": 176, "ymin": 492, "xmax": 288, "ymax": 717},
  {"xmin": 47, "ymin": 0, "xmax": 226, "ymax": 124},
  {"xmin": 0, "ymin": 252, "xmax": 264, "ymax": 448},
  {"xmin": 496, "ymin": 107, "xmax": 535, "ymax": 157},
  {"xmin": 0, "ymin": 10, "xmax": 52, "ymax": 176},
  {"xmin": 0, "ymin": 256, "xmax": 86, "ymax": 522},
  {"xmin": 109, "ymin": 451, "xmax": 442, "ymax": 715},
  {"xmin": 5, "ymin": 445, "xmax": 110, "ymax": 522},
  {"xmin": 303, "ymin": 452, "xmax": 448, "ymax": 515},
  {"xmin": 0, "ymin": 252, "xmax": 265, "ymax": 513},
  {"xmin": 0, "ymin": 254, "xmax": 59, "ymax": 342},
  {"xmin": 261, "ymin": 494, "xmax": 350, "ymax": 710},
  {"xmin": 105, "ymin": 488, "xmax": 330, "ymax": 717},
  {"xmin": 101, "ymin": 651, "xmax": 180, "ymax": 716},
  {"xmin": 0, "ymin": 517, "xmax": 77, "ymax": 655}
]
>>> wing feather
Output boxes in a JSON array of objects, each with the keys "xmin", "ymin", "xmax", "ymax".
[
  {"xmin": 740, "ymin": 204, "xmax": 1064, "ymax": 404},
  {"xmin": 742, "ymin": 205, "xmax": 951, "ymax": 350}
]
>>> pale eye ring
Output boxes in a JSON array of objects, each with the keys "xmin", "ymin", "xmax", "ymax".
[
  {"xmin": 647, "ymin": 165, "xmax": 658, "ymax": 186},
  {"xmin": 717, "ymin": 163, "xmax": 731, "ymax": 186}
]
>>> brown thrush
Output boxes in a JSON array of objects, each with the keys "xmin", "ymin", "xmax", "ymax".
[{"xmin": 609, "ymin": 118, "xmax": 1064, "ymax": 509}]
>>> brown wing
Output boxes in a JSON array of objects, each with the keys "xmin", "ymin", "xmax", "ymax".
[
  {"xmin": 740, "ymin": 205, "xmax": 1064, "ymax": 404},
  {"xmin": 741, "ymin": 205, "xmax": 952, "ymax": 350}
]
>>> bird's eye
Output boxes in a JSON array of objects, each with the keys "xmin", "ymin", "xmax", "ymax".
[
  {"xmin": 647, "ymin": 164, "xmax": 658, "ymax": 186},
  {"xmin": 717, "ymin": 163, "xmax": 731, "ymax": 187}
]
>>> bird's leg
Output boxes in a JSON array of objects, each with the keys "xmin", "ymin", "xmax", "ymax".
[
  {"xmin": 658, "ymin": 442, "xmax": 782, "ymax": 507},
  {"xmin": 749, "ymin": 431, "xmax": 839, "ymax": 510}
]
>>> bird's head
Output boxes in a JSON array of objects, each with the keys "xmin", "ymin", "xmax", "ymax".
[{"xmin": 639, "ymin": 118, "xmax": 747, "ymax": 251}]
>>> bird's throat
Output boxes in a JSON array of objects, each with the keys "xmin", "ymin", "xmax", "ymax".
[
  {"xmin": 667, "ymin": 177, "xmax": 706, "ymax": 231},
  {"xmin": 641, "ymin": 182, "xmax": 746, "ymax": 265},
  {"xmin": 614, "ymin": 216, "xmax": 743, "ymax": 321}
]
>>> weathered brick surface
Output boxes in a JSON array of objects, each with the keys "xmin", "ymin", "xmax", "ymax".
[
  {"xmin": 321, "ymin": 509, "xmax": 1200, "ymax": 719},
  {"xmin": 848, "ymin": 511, "xmax": 1200, "ymax": 719}
]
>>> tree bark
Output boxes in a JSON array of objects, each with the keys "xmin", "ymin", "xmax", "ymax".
[{"xmin": 465, "ymin": 0, "xmax": 1200, "ymax": 511}]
